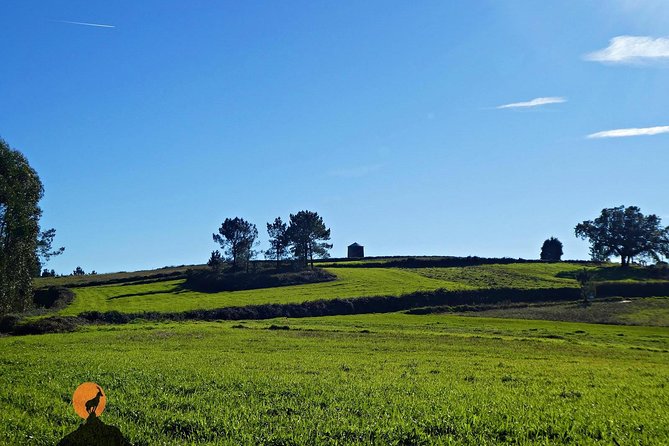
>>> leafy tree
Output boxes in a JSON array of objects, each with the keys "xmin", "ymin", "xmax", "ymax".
[
  {"xmin": 540, "ymin": 237, "xmax": 563, "ymax": 261},
  {"xmin": 575, "ymin": 205, "xmax": 669, "ymax": 267},
  {"xmin": 213, "ymin": 217, "xmax": 258, "ymax": 271},
  {"xmin": 265, "ymin": 217, "xmax": 289, "ymax": 268},
  {"xmin": 286, "ymin": 210, "xmax": 332, "ymax": 268},
  {"xmin": 207, "ymin": 250, "xmax": 223, "ymax": 270},
  {"xmin": 72, "ymin": 266, "xmax": 85, "ymax": 276},
  {"xmin": 41, "ymin": 268, "xmax": 56, "ymax": 277},
  {"xmin": 0, "ymin": 139, "xmax": 53, "ymax": 313}
]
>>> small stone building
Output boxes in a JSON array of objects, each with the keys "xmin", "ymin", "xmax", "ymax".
[{"xmin": 347, "ymin": 242, "xmax": 364, "ymax": 258}]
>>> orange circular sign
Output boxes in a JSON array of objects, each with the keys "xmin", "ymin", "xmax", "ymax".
[{"xmin": 72, "ymin": 382, "xmax": 106, "ymax": 419}]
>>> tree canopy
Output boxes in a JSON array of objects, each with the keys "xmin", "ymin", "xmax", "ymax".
[
  {"xmin": 286, "ymin": 210, "xmax": 332, "ymax": 268},
  {"xmin": 265, "ymin": 217, "xmax": 289, "ymax": 268},
  {"xmin": 213, "ymin": 217, "xmax": 258, "ymax": 270},
  {"xmin": 575, "ymin": 205, "xmax": 669, "ymax": 267},
  {"xmin": 540, "ymin": 237, "xmax": 563, "ymax": 261},
  {"xmin": 0, "ymin": 139, "xmax": 46, "ymax": 312}
]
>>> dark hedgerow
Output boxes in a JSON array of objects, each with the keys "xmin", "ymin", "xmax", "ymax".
[
  {"xmin": 32, "ymin": 287, "xmax": 75, "ymax": 309},
  {"xmin": 0, "ymin": 314, "xmax": 21, "ymax": 333},
  {"xmin": 9, "ymin": 280, "xmax": 669, "ymax": 335},
  {"xmin": 319, "ymin": 256, "xmax": 593, "ymax": 269},
  {"xmin": 12, "ymin": 316, "xmax": 85, "ymax": 335},
  {"xmin": 183, "ymin": 267, "xmax": 336, "ymax": 292}
]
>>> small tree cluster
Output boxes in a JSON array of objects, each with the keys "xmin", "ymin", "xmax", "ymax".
[
  {"xmin": 72, "ymin": 266, "xmax": 85, "ymax": 276},
  {"xmin": 212, "ymin": 210, "xmax": 332, "ymax": 271}
]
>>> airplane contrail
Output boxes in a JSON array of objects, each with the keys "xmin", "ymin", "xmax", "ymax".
[{"xmin": 54, "ymin": 20, "xmax": 115, "ymax": 28}]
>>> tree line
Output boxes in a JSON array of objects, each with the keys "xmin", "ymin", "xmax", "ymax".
[
  {"xmin": 210, "ymin": 210, "xmax": 332, "ymax": 271},
  {"xmin": 539, "ymin": 205, "xmax": 669, "ymax": 266},
  {"xmin": 2, "ymin": 136, "xmax": 669, "ymax": 315}
]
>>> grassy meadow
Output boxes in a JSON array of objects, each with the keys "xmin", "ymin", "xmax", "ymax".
[
  {"xmin": 3, "ymin": 260, "xmax": 669, "ymax": 444},
  {"xmin": 53, "ymin": 263, "xmax": 606, "ymax": 317},
  {"xmin": 1, "ymin": 313, "xmax": 668, "ymax": 445},
  {"xmin": 58, "ymin": 268, "xmax": 470, "ymax": 316},
  {"xmin": 453, "ymin": 296, "xmax": 669, "ymax": 327}
]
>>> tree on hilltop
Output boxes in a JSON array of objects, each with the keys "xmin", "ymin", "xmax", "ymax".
[
  {"xmin": 72, "ymin": 266, "xmax": 85, "ymax": 276},
  {"xmin": 540, "ymin": 237, "xmax": 563, "ymax": 261},
  {"xmin": 213, "ymin": 217, "xmax": 258, "ymax": 271},
  {"xmin": 575, "ymin": 205, "xmax": 669, "ymax": 267},
  {"xmin": 265, "ymin": 217, "xmax": 289, "ymax": 268},
  {"xmin": 286, "ymin": 210, "xmax": 332, "ymax": 269}
]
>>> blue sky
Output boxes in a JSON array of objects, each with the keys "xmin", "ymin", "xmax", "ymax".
[{"xmin": 2, "ymin": 1, "xmax": 669, "ymax": 273}]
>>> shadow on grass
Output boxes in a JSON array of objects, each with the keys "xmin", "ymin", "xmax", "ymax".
[{"xmin": 58, "ymin": 412, "xmax": 130, "ymax": 446}]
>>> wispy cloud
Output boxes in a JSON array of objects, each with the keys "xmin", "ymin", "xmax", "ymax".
[
  {"xmin": 496, "ymin": 97, "xmax": 566, "ymax": 109},
  {"xmin": 328, "ymin": 164, "xmax": 382, "ymax": 178},
  {"xmin": 54, "ymin": 20, "xmax": 115, "ymax": 28},
  {"xmin": 585, "ymin": 36, "xmax": 669, "ymax": 64},
  {"xmin": 587, "ymin": 125, "xmax": 669, "ymax": 139}
]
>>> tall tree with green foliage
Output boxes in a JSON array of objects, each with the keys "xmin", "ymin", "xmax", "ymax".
[
  {"xmin": 575, "ymin": 205, "xmax": 669, "ymax": 267},
  {"xmin": 540, "ymin": 237, "xmax": 563, "ymax": 261},
  {"xmin": 213, "ymin": 217, "xmax": 258, "ymax": 271},
  {"xmin": 286, "ymin": 210, "xmax": 332, "ymax": 268},
  {"xmin": 0, "ymin": 138, "xmax": 62, "ymax": 313},
  {"xmin": 265, "ymin": 217, "xmax": 289, "ymax": 268}
]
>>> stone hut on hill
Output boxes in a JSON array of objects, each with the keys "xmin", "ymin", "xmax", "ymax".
[{"xmin": 347, "ymin": 242, "xmax": 364, "ymax": 258}]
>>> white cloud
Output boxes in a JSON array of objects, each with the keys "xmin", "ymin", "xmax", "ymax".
[
  {"xmin": 585, "ymin": 36, "xmax": 669, "ymax": 63},
  {"xmin": 587, "ymin": 125, "xmax": 669, "ymax": 139},
  {"xmin": 496, "ymin": 97, "xmax": 566, "ymax": 109}
]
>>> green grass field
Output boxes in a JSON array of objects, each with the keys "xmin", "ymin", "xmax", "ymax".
[
  {"xmin": 5, "ymin": 261, "xmax": 669, "ymax": 444},
  {"xmin": 453, "ymin": 297, "xmax": 669, "ymax": 327},
  {"xmin": 57, "ymin": 263, "xmax": 602, "ymax": 317},
  {"xmin": 58, "ymin": 268, "xmax": 470, "ymax": 316},
  {"xmin": 1, "ymin": 313, "xmax": 668, "ymax": 445},
  {"xmin": 414, "ymin": 263, "xmax": 586, "ymax": 289}
]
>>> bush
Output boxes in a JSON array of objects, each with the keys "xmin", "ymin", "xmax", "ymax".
[
  {"xmin": 12, "ymin": 316, "xmax": 83, "ymax": 335},
  {"xmin": 32, "ymin": 287, "xmax": 74, "ymax": 309},
  {"xmin": 0, "ymin": 314, "xmax": 21, "ymax": 333},
  {"xmin": 649, "ymin": 262, "xmax": 669, "ymax": 279},
  {"xmin": 183, "ymin": 267, "xmax": 336, "ymax": 292}
]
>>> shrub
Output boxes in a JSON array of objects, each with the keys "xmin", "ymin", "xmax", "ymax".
[
  {"xmin": 0, "ymin": 314, "xmax": 21, "ymax": 333},
  {"xmin": 13, "ymin": 316, "xmax": 83, "ymax": 335},
  {"xmin": 183, "ymin": 268, "xmax": 336, "ymax": 292}
]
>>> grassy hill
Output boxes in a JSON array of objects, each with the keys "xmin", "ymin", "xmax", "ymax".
[
  {"xmin": 47, "ymin": 261, "xmax": 663, "ymax": 318},
  {"xmin": 58, "ymin": 267, "xmax": 469, "ymax": 316},
  {"xmin": 3, "ymin": 259, "xmax": 669, "ymax": 444}
]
